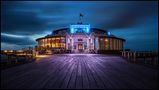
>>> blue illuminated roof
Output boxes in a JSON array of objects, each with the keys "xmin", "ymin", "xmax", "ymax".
[{"xmin": 70, "ymin": 24, "xmax": 90, "ymax": 33}]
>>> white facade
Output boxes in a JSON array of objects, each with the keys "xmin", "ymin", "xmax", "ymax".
[
  {"xmin": 36, "ymin": 24, "xmax": 125, "ymax": 54},
  {"xmin": 66, "ymin": 33, "xmax": 95, "ymax": 53}
]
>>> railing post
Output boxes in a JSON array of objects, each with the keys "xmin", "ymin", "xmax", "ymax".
[
  {"xmin": 123, "ymin": 51, "xmax": 125, "ymax": 58},
  {"xmin": 126, "ymin": 51, "xmax": 128, "ymax": 58},
  {"xmin": 15, "ymin": 56, "xmax": 18, "ymax": 64},
  {"xmin": 133, "ymin": 51, "xmax": 136, "ymax": 63},
  {"xmin": 153, "ymin": 52, "xmax": 156, "ymax": 66},
  {"xmin": 123, "ymin": 51, "xmax": 124, "ymax": 57},
  {"xmin": 130, "ymin": 52, "xmax": 132, "ymax": 61},
  {"xmin": 128, "ymin": 51, "xmax": 130, "ymax": 60},
  {"xmin": 149, "ymin": 51, "xmax": 152, "ymax": 65},
  {"xmin": 126, "ymin": 51, "xmax": 127, "ymax": 58},
  {"xmin": 7, "ymin": 54, "xmax": 9, "ymax": 64},
  {"xmin": 144, "ymin": 52, "xmax": 146, "ymax": 64},
  {"xmin": 122, "ymin": 51, "xmax": 123, "ymax": 57},
  {"xmin": 126, "ymin": 51, "xmax": 128, "ymax": 59}
]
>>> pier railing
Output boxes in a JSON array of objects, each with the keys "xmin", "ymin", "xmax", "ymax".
[
  {"xmin": 121, "ymin": 51, "xmax": 158, "ymax": 66},
  {"xmin": 1, "ymin": 51, "xmax": 36, "ymax": 69}
]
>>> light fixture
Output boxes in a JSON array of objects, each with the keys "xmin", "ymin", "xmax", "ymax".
[
  {"xmin": 105, "ymin": 39, "xmax": 108, "ymax": 42},
  {"xmin": 108, "ymin": 31, "xmax": 111, "ymax": 35}
]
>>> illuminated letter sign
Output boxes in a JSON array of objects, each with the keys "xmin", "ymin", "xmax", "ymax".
[{"xmin": 70, "ymin": 24, "xmax": 90, "ymax": 33}]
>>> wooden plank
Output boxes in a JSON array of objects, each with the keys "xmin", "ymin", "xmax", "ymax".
[
  {"xmin": 75, "ymin": 57, "xmax": 83, "ymax": 89},
  {"xmin": 11, "ymin": 56, "xmax": 69, "ymax": 89},
  {"xmin": 1, "ymin": 54, "xmax": 158, "ymax": 89},
  {"xmin": 96, "ymin": 56, "xmax": 140, "ymax": 89},
  {"xmin": 51, "ymin": 57, "xmax": 75, "ymax": 89},
  {"xmin": 86, "ymin": 56, "xmax": 111, "ymax": 89},
  {"xmin": 67, "ymin": 57, "xmax": 79, "ymax": 89},
  {"xmin": 41, "ymin": 56, "xmax": 72, "ymax": 89},
  {"xmin": 92, "ymin": 56, "xmax": 128, "ymax": 89},
  {"xmin": 80, "ymin": 57, "xmax": 90, "ymax": 89},
  {"xmin": 29, "ymin": 56, "xmax": 68, "ymax": 89},
  {"xmin": 60, "ymin": 57, "xmax": 76, "ymax": 89},
  {"xmin": 82, "ymin": 56, "xmax": 99, "ymax": 89}
]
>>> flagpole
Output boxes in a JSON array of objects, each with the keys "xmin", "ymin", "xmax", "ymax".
[
  {"xmin": 78, "ymin": 13, "xmax": 83, "ymax": 24},
  {"xmin": 79, "ymin": 14, "xmax": 81, "ymax": 24}
]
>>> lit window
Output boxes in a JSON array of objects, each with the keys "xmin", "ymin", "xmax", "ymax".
[{"xmin": 105, "ymin": 39, "xmax": 108, "ymax": 42}]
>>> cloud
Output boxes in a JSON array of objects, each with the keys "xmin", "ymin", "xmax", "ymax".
[
  {"xmin": 1, "ymin": 11, "xmax": 48, "ymax": 35},
  {"xmin": 1, "ymin": 33, "xmax": 36, "ymax": 45}
]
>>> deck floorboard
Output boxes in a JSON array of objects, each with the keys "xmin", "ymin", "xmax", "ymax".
[{"xmin": 1, "ymin": 54, "xmax": 158, "ymax": 89}]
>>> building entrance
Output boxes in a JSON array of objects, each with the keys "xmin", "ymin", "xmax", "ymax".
[
  {"xmin": 78, "ymin": 44, "xmax": 83, "ymax": 50},
  {"xmin": 78, "ymin": 44, "xmax": 83, "ymax": 52}
]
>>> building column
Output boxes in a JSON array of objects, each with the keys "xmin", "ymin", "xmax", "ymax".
[{"xmin": 87, "ymin": 38, "xmax": 89, "ymax": 51}]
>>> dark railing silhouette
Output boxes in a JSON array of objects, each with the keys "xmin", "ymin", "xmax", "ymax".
[
  {"xmin": 121, "ymin": 51, "xmax": 158, "ymax": 66},
  {"xmin": 1, "ymin": 51, "xmax": 36, "ymax": 69}
]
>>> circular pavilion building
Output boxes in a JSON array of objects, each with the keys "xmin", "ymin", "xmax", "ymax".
[{"xmin": 36, "ymin": 24, "xmax": 125, "ymax": 54}]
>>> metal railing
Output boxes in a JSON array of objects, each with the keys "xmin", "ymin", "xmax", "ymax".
[{"xmin": 121, "ymin": 51, "xmax": 158, "ymax": 66}]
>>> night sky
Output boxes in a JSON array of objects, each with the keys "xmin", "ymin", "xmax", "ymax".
[{"xmin": 1, "ymin": 1, "xmax": 158, "ymax": 51}]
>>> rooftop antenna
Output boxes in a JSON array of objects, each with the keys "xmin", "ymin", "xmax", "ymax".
[{"xmin": 77, "ymin": 13, "xmax": 83, "ymax": 24}]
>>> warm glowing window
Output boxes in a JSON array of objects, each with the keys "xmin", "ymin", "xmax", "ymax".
[
  {"xmin": 52, "ymin": 44, "xmax": 55, "ymax": 47},
  {"xmin": 105, "ymin": 39, "xmax": 108, "ymax": 42},
  {"xmin": 56, "ymin": 38, "xmax": 60, "ymax": 40}
]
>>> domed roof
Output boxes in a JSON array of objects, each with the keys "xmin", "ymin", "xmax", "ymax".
[{"xmin": 36, "ymin": 27, "xmax": 125, "ymax": 42}]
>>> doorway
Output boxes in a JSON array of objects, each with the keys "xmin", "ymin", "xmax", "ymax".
[
  {"xmin": 78, "ymin": 44, "xmax": 84, "ymax": 52},
  {"xmin": 78, "ymin": 44, "xmax": 83, "ymax": 50}
]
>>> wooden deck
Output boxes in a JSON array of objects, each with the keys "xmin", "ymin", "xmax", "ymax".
[{"xmin": 1, "ymin": 54, "xmax": 158, "ymax": 89}]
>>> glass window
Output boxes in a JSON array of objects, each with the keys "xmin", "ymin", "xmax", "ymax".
[{"xmin": 78, "ymin": 39, "xmax": 83, "ymax": 41}]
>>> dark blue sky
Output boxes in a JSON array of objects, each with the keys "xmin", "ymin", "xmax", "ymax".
[{"xmin": 1, "ymin": 1, "xmax": 158, "ymax": 51}]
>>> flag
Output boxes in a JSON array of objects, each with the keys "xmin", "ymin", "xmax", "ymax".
[{"xmin": 80, "ymin": 13, "xmax": 83, "ymax": 17}]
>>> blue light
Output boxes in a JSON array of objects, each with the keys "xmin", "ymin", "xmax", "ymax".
[
  {"xmin": 86, "ymin": 26, "xmax": 90, "ymax": 33},
  {"xmin": 71, "ymin": 28, "xmax": 74, "ymax": 33},
  {"xmin": 108, "ymin": 31, "xmax": 111, "ymax": 35},
  {"xmin": 70, "ymin": 24, "xmax": 90, "ymax": 33}
]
